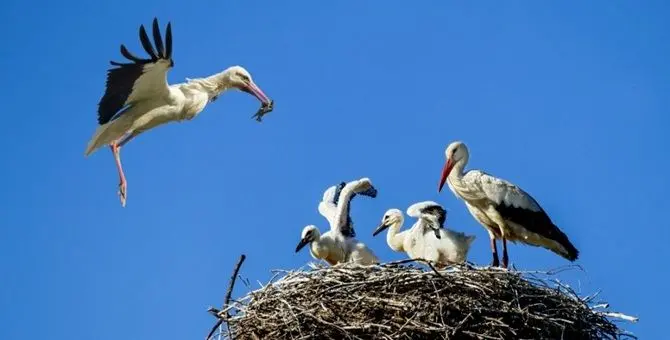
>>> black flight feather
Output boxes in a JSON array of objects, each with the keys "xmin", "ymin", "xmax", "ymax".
[{"xmin": 97, "ymin": 19, "xmax": 174, "ymax": 125}]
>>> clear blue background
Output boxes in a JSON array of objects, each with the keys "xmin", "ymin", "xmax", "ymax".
[{"xmin": 0, "ymin": 1, "xmax": 666, "ymax": 338}]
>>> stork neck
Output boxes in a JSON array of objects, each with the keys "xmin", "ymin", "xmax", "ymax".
[
  {"xmin": 447, "ymin": 160, "xmax": 479, "ymax": 200},
  {"xmin": 386, "ymin": 219, "xmax": 405, "ymax": 252},
  {"xmin": 188, "ymin": 71, "xmax": 232, "ymax": 99}
]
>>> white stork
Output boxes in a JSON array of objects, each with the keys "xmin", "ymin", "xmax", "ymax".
[
  {"xmin": 437, "ymin": 141, "xmax": 579, "ymax": 268},
  {"xmin": 373, "ymin": 201, "xmax": 475, "ymax": 266},
  {"xmin": 296, "ymin": 178, "xmax": 379, "ymax": 265},
  {"xmin": 84, "ymin": 18, "xmax": 273, "ymax": 207},
  {"xmin": 317, "ymin": 181, "xmax": 376, "ymax": 234}
]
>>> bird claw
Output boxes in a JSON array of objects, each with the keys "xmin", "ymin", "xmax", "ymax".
[{"xmin": 117, "ymin": 181, "xmax": 127, "ymax": 207}]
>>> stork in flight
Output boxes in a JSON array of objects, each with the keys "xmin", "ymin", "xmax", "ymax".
[
  {"xmin": 437, "ymin": 141, "xmax": 579, "ymax": 268},
  {"xmin": 84, "ymin": 18, "xmax": 273, "ymax": 207},
  {"xmin": 296, "ymin": 178, "xmax": 379, "ymax": 265}
]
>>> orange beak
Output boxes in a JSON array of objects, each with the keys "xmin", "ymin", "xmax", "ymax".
[{"xmin": 438, "ymin": 158, "xmax": 454, "ymax": 192}]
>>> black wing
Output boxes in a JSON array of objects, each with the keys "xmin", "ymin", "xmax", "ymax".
[
  {"xmin": 333, "ymin": 182, "xmax": 355, "ymax": 238},
  {"xmin": 420, "ymin": 204, "xmax": 447, "ymax": 228},
  {"xmin": 97, "ymin": 18, "xmax": 174, "ymax": 125},
  {"xmin": 496, "ymin": 199, "xmax": 579, "ymax": 261}
]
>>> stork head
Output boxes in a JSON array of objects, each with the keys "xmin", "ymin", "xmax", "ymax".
[
  {"xmin": 295, "ymin": 225, "xmax": 320, "ymax": 253},
  {"xmin": 373, "ymin": 209, "xmax": 403, "ymax": 236},
  {"xmin": 438, "ymin": 141, "xmax": 469, "ymax": 192},
  {"xmin": 225, "ymin": 65, "xmax": 271, "ymax": 105}
]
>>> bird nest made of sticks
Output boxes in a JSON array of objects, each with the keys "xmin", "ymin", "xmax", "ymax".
[{"xmin": 207, "ymin": 258, "xmax": 637, "ymax": 340}]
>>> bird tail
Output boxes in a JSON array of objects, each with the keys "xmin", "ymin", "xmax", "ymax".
[
  {"xmin": 84, "ymin": 123, "xmax": 111, "ymax": 156},
  {"xmin": 84, "ymin": 117, "xmax": 130, "ymax": 157},
  {"xmin": 551, "ymin": 224, "xmax": 580, "ymax": 261}
]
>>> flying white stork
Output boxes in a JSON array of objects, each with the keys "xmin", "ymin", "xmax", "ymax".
[
  {"xmin": 437, "ymin": 140, "xmax": 579, "ymax": 268},
  {"xmin": 373, "ymin": 201, "xmax": 475, "ymax": 266},
  {"xmin": 296, "ymin": 178, "xmax": 379, "ymax": 265},
  {"xmin": 84, "ymin": 18, "xmax": 274, "ymax": 207}
]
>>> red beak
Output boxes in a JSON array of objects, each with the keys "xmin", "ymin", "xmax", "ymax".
[
  {"xmin": 438, "ymin": 159, "xmax": 454, "ymax": 192},
  {"xmin": 242, "ymin": 81, "xmax": 271, "ymax": 105}
]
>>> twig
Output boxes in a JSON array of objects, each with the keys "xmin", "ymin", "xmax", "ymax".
[
  {"xmin": 208, "ymin": 261, "xmax": 637, "ymax": 339},
  {"xmin": 206, "ymin": 254, "xmax": 247, "ymax": 340},
  {"xmin": 597, "ymin": 311, "xmax": 639, "ymax": 323}
]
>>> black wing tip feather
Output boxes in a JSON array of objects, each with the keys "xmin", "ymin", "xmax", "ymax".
[
  {"xmin": 97, "ymin": 18, "xmax": 174, "ymax": 125},
  {"xmin": 497, "ymin": 204, "xmax": 579, "ymax": 261},
  {"xmin": 557, "ymin": 228, "xmax": 579, "ymax": 261}
]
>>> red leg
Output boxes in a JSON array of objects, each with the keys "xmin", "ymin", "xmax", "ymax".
[
  {"xmin": 490, "ymin": 236, "xmax": 500, "ymax": 267},
  {"xmin": 110, "ymin": 143, "xmax": 127, "ymax": 207},
  {"xmin": 502, "ymin": 238, "xmax": 509, "ymax": 268}
]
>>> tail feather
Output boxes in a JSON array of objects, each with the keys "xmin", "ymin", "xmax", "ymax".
[
  {"xmin": 84, "ymin": 123, "xmax": 112, "ymax": 156},
  {"xmin": 84, "ymin": 117, "xmax": 131, "ymax": 156},
  {"xmin": 546, "ymin": 223, "xmax": 580, "ymax": 262}
]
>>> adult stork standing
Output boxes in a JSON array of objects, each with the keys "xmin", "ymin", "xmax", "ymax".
[
  {"xmin": 296, "ymin": 178, "xmax": 379, "ymax": 265},
  {"xmin": 437, "ymin": 141, "xmax": 579, "ymax": 268},
  {"xmin": 84, "ymin": 18, "xmax": 273, "ymax": 207}
]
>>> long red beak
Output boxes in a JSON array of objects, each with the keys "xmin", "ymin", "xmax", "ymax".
[
  {"xmin": 244, "ymin": 81, "xmax": 271, "ymax": 105},
  {"xmin": 438, "ymin": 159, "xmax": 454, "ymax": 192}
]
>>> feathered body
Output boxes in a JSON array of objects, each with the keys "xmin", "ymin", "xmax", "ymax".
[
  {"xmin": 84, "ymin": 18, "xmax": 272, "ymax": 207},
  {"xmin": 438, "ymin": 141, "xmax": 579, "ymax": 267},
  {"xmin": 374, "ymin": 201, "xmax": 476, "ymax": 266},
  {"xmin": 296, "ymin": 178, "xmax": 379, "ymax": 266}
]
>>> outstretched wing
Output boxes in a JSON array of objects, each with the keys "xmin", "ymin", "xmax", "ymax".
[
  {"xmin": 332, "ymin": 178, "xmax": 377, "ymax": 238},
  {"xmin": 318, "ymin": 183, "xmax": 346, "ymax": 227},
  {"xmin": 97, "ymin": 18, "xmax": 175, "ymax": 125}
]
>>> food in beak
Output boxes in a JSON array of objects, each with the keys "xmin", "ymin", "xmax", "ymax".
[{"xmin": 252, "ymin": 99, "xmax": 274, "ymax": 122}]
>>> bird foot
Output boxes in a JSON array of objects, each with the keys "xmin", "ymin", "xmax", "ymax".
[{"xmin": 117, "ymin": 181, "xmax": 127, "ymax": 207}]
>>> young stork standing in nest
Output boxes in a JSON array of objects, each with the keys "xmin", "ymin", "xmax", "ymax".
[
  {"xmin": 437, "ymin": 140, "xmax": 579, "ymax": 268},
  {"xmin": 373, "ymin": 201, "xmax": 476, "ymax": 266},
  {"xmin": 84, "ymin": 18, "xmax": 274, "ymax": 207},
  {"xmin": 296, "ymin": 178, "xmax": 379, "ymax": 266}
]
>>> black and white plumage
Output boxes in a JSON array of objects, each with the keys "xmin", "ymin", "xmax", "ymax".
[
  {"xmin": 318, "ymin": 181, "xmax": 377, "ymax": 238},
  {"xmin": 296, "ymin": 178, "xmax": 379, "ymax": 265},
  {"xmin": 437, "ymin": 141, "xmax": 579, "ymax": 268},
  {"xmin": 409, "ymin": 200, "xmax": 447, "ymax": 238},
  {"xmin": 373, "ymin": 201, "xmax": 476, "ymax": 265},
  {"xmin": 84, "ymin": 18, "xmax": 273, "ymax": 207}
]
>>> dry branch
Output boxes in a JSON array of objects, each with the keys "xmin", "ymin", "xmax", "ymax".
[
  {"xmin": 210, "ymin": 259, "xmax": 638, "ymax": 340},
  {"xmin": 206, "ymin": 254, "xmax": 246, "ymax": 340}
]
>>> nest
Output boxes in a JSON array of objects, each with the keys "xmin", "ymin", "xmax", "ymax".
[{"xmin": 208, "ymin": 258, "xmax": 637, "ymax": 340}]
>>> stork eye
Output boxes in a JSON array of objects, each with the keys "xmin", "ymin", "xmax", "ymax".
[{"xmin": 239, "ymin": 74, "xmax": 250, "ymax": 82}]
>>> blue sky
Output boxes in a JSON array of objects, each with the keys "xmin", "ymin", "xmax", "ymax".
[{"xmin": 0, "ymin": 1, "xmax": 667, "ymax": 338}]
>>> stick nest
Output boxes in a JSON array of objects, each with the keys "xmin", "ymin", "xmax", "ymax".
[{"xmin": 214, "ymin": 260, "xmax": 637, "ymax": 340}]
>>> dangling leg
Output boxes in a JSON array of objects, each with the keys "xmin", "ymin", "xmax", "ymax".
[
  {"xmin": 489, "ymin": 235, "xmax": 500, "ymax": 267},
  {"xmin": 110, "ymin": 132, "xmax": 138, "ymax": 207},
  {"xmin": 110, "ymin": 143, "xmax": 127, "ymax": 207},
  {"xmin": 501, "ymin": 238, "xmax": 509, "ymax": 268}
]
